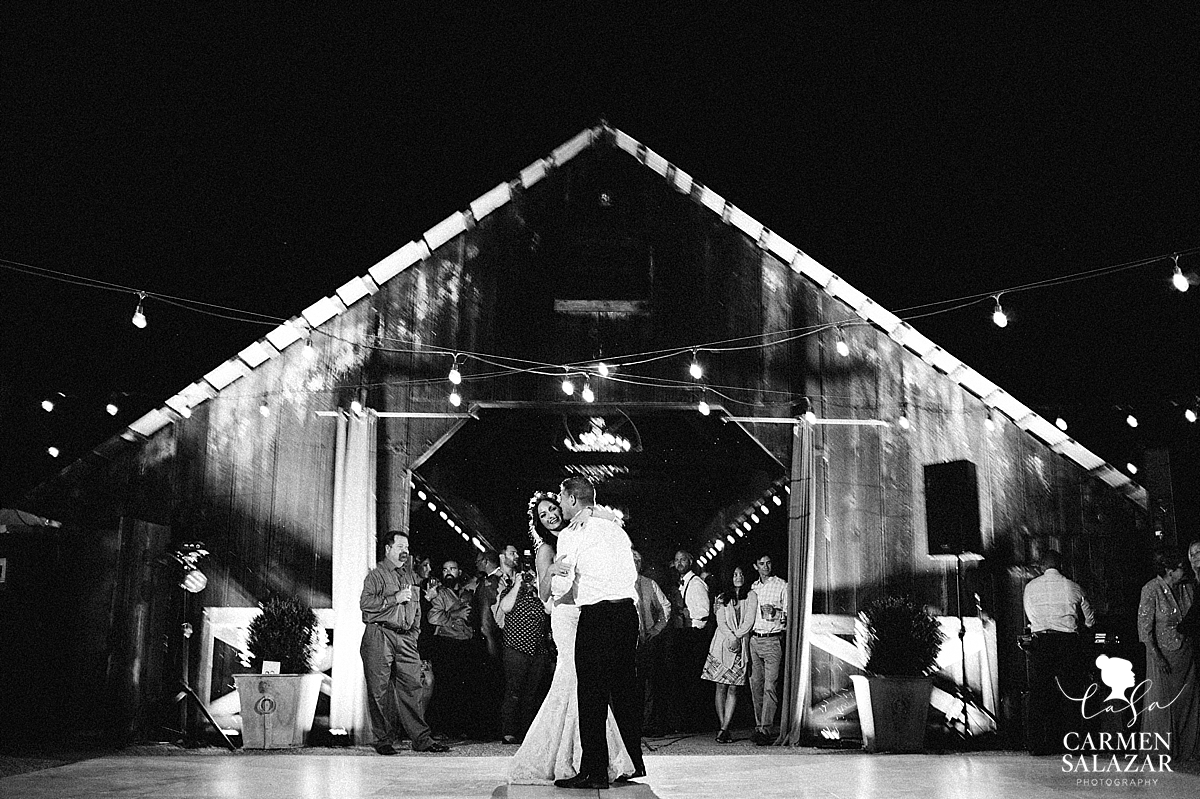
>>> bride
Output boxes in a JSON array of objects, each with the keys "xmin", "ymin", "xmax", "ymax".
[{"xmin": 507, "ymin": 491, "xmax": 635, "ymax": 784}]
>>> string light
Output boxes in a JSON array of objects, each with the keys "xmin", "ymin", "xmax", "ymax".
[
  {"xmin": 106, "ymin": 402, "xmax": 119, "ymax": 416},
  {"xmin": 561, "ymin": 367, "xmax": 576, "ymax": 396},
  {"xmin": 303, "ymin": 336, "xmax": 316, "ymax": 359},
  {"xmin": 1126, "ymin": 413, "xmax": 1138, "ymax": 428},
  {"xmin": 897, "ymin": 402, "xmax": 910, "ymax": 430},
  {"xmin": 350, "ymin": 399, "xmax": 363, "ymax": 416},
  {"xmin": 581, "ymin": 380, "xmax": 595, "ymax": 403},
  {"xmin": 1055, "ymin": 416, "xmax": 1068, "ymax": 431},
  {"xmin": 835, "ymin": 330, "xmax": 850, "ymax": 357},
  {"xmin": 985, "ymin": 408, "xmax": 996, "ymax": 432},
  {"xmin": 698, "ymin": 398, "xmax": 710, "ymax": 415},
  {"xmin": 449, "ymin": 389, "xmax": 462, "ymax": 407},
  {"xmin": 48, "ymin": 446, "xmax": 60, "ymax": 458},
  {"xmin": 178, "ymin": 405, "xmax": 192, "ymax": 419},
  {"xmin": 597, "ymin": 362, "xmax": 610, "ymax": 377},
  {"xmin": 991, "ymin": 295, "xmax": 1008, "ymax": 328},
  {"xmin": 1186, "ymin": 408, "xmax": 1198, "ymax": 424},
  {"xmin": 131, "ymin": 291, "xmax": 147, "ymax": 329},
  {"xmin": 41, "ymin": 399, "xmax": 54, "ymax": 412},
  {"xmin": 1171, "ymin": 255, "xmax": 1189, "ymax": 292},
  {"xmin": 689, "ymin": 351, "xmax": 703, "ymax": 380},
  {"xmin": 802, "ymin": 397, "xmax": 817, "ymax": 424},
  {"xmin": 258, "ymin": 399, "xmax": 270, "ymax": 417},
  {"xmin": 448, "ymin": 355, "xmax": 462, "ymax": 385},
  {"xmin": 1126, "ymin": 462, "xmax": 1138, "ymax": 475}
]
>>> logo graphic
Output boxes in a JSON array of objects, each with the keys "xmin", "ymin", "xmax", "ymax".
[{"xmin": 1095, "ymin": 655, "xmax": 1136, "ymax": 704}]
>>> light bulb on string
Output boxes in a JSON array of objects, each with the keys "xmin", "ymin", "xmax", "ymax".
[
  {"xmin": 1186, "ymin": 408, "xmax": 1198, "ymax": 424},
  {"xmin": 448, "ymin": 355, "xmax": 462, "ymax": 385},
  {"xmin": 597, "ymin": 362, "xmax": 610, "ymax": 377},
  {"xmin": 1126, "ymin": 413, "xmax": 1138, "ymax": 429},
  {"xmin": 689, "ymin": 351, "xmax": 703, "ymax": 380},
  {"xmin": 581, "ymin": 381, "xmax": 595, "ymax": 403},
  {"xmin": 131, "ymin": 291, "xmax": 147, "ymax": 329},
  {"xmin": 561, "ymin": 370, "xmax": 575, "ymax": 396},
  {"xmin": 302, "ymin": 336, "xmax": 316, "ymax": 360},
  {"xmin": 835, "ymin": 330, "xmax": 850, "ymax": 358},
  {"xmin": 1126, "ymin": 462, "xmax": 1138, "ymax": 475},
  {"xmin": 897, "ymin": 402, "xmax": 910, "ymax": 430},
  {"xmin": 1171, "ymin": 255, "xmax": 1189, "ymax": 292},
  {"xmin": 449, "ymin": 389, "xmax": 462, "ymax": 407},
  {"xmin": 350, "ymin": 399, "xmax": 363, "ymax": 416},
  {"xmin": 801, "ymin": 397, "xmax": 817, "ymax": 424},
  {"xmin": 991, "ymin": 295, "xmax": 1008, "ymax": 328},
  {"xmin": 106, "ymin": 402, "xmax": 119, "ymax": 416},
  {"xmin": 259, "ymin": 399, "xmax": 270, "ymax": 418},
  {"xmin": 985, "ymin": 409, "xmax": 996, "ymax": 432},
  {"xmin": 48, "ymin": 446, "xmax": 60, "ymax": 458},
  {"xmin": 1055, "ymin": 416, "xmax": 1068, "ymax": 432},
  {"xmin": 698, "ymin": 399, "xmax": 710, "ymax": 416},
  {"xmin": 42, "ymin": 399, "xmax": 54, "ymax": 412},
  {"xmin": 178, "ymin": 405, "xmax": 192, "ymax": 419}
]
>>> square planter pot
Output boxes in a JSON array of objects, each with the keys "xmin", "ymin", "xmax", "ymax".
[
  {"xmin": 233, "ymin": 673, "xmax": 324, "ymax": 749},
  {"xmin": 850, "ymin": 674, "xmax": 933, "ymax": 753}
]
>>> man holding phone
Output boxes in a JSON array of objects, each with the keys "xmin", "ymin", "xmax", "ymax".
[{"xmin": 359, "ymin": 530, "xmax": 450, "ymax": 754}]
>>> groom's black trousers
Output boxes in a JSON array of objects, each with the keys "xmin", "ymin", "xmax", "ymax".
[{"xmin": 576, "ymin": 598, "xmax": 644, "ymax": 778}]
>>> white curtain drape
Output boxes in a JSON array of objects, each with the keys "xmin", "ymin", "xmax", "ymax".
[{"xmin": 329, "ymin": 410, "xmax": 377, "ymax": 735}]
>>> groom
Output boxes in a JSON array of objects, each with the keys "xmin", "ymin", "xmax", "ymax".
[{"xmin": 550, "ymin": 476, "xmax": 646, "ymax": 789}]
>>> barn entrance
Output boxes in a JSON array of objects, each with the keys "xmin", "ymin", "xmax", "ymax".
[{"xmin": 405, "ymin": 403, "xmax": 789, "ymax": 589}]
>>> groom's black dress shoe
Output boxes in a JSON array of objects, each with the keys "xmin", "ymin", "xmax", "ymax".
[
  {"xmin": 614, "ymin": 768, "xmax": 646, "ymax": 782},
  {"xmin": 554, "ymin": 773, "xmax": 609, "ymax": 790}
]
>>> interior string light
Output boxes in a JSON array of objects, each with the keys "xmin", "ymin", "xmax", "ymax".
[
  {"xmin": 689, "ymin": 351, "xmax": 703, "ymax": 380},
  {"xmin": 1171, "ymin": 254, "xmax": 1189, "ymax": 292},
  {"xmin": 897, "ymin": 403, "xmax": 910, "ymax": 430},
  {"xmin": 581, "ymin": 380, "xmax": 595, "ymax": 403},
  {"xmin": 259, "ymin": 399, "xmax": 270, "ymax": 418},
  {"xmin": 1186, "ymin": 408, "xmax": 1198, "ymax": 424},
  {"xmin": 449, "ymin": 389, "xmax": 462, "ymax": 407},
  {"xmin": 106, "ymin": 402, "xmax": 119, "ymax": 416},
  {"xmin": 1127, "ymin": 462, "xmax": 1138, "ymax": 475},
  {"xmin": 991, "ymin": 295, "xmax": 1008, "ymax": 328},
  {"xmin": 448, "ymin": 355, "xmax": 462, "ymax": 385},
  {"xmin": 1126, "ymin": 413, "xmax": 1138, "ymax": 428},
  {"xmin": 835, "ymin": 331, "xmax": 850, "ymax": 358},
  {"xmin": 1055, "ymin": 416, "xmax": 1068, "ymax": 432},
  {"xmin": 561, "ymin": 368, "xmax": 575, "ymax": 396},
  {"xmin": 41, "ymin": 398, "xmax": 54, "ymax": 412},
  {"xmin": 48, "ymin": 446, "xmax": 60, "ymax": 458},
  {"xmin": 597, "ymin": 361, "xmax": 610, "ymax": 377},
  {"xmin": 303, "ymin": 336, "xmax": 316, "ymax": 359},
  {"xmin": 131, "ymin": 291, "xmax": 148, "ymax": 329},
  {"xmin": 985, "ymin": 409, "xmax": 996, "ymax": 432}
]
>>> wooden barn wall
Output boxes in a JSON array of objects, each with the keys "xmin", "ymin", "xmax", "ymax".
[{"xmin": 795, "ymin": 273, "xmax": 1147, "ymax": 738}]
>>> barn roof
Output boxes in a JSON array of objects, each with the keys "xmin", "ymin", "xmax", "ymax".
[{"xmin": 58, "ymin": 125, "xmax": 1151, "ymax": 509}]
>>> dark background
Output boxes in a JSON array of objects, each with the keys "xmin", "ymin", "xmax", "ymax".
[{"xmin": 3, "ymin": 4, "xmax": 1198, "ymax": 533}]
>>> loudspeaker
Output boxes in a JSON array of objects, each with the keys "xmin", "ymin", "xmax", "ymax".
[{"xmin": 923, "ymin": 460, "xmax": 982, "ymax": 556}]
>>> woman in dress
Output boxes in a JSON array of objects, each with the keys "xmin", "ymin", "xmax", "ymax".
[
  {"xmin": 1137, "ymin": 546, "xmax": 1199, "ymax": 761},
  {"xmin": 701, "ymin": 566, "xmax": 758, "ymax": 742},
  {"xmin": 507, "ymin": 492, "xmax": 634, "ymax": 784}
]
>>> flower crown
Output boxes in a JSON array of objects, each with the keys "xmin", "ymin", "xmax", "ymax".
[{"xmin": 527, "ymin": 490, "xmax": 560, "ymax": 550}]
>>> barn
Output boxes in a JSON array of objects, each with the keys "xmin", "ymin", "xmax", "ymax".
[{"xmin": 12, "ymin": 125, "xmax": 1150, "ymax": 747}]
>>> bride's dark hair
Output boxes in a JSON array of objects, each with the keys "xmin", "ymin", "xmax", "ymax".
[{"xmin": 527, "ymin": 491, "xmax": 562, "ymax": 549}]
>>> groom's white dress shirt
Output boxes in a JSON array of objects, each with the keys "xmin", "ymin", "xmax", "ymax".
[{"xmin": 551, "ymin": 508, "xmax": 637, "ymax": 606}]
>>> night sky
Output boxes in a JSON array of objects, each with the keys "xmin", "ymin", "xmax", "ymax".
[{"xmin": 3, "ymin": 5, "xmax": 1198, "ymax": 528}]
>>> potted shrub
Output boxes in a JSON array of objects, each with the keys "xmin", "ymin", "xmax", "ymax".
[
  {"xmin": 849, "ymin": 594, "xmax": 945, "ymax": 753},
  {"xmin": 232, "ymin": 597, "xmax": 325, "ymax": 748}
]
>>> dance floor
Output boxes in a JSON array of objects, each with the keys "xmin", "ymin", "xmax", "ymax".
[{"xmin": 2, "ymin": 748, "xmax": 1196, "ymax": 799}]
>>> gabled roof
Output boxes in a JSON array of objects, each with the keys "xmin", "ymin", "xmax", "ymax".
[{"xmin": 87, "ymin": 125, "xmax": 1147, "ymax": 509}]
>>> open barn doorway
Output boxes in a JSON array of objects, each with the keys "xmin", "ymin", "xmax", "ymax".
[{"xmin": 402, "ymin": 403, "xmax": 789, "ymax": 598}]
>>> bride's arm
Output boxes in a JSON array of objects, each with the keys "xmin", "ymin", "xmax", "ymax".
[{"xmin": 536, "ymin": 542, "xmax": 556, "ymax": 603}]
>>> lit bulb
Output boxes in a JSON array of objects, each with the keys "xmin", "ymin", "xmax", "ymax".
[
  {"xmin": 106, "ymin": 402, "xmax": 119, "ymax": 416},
  {"xmin": 898, "ymin": 415, "xmax": 910, "ymax": 430},
  {"xmin": 1173, "ymin": 263, "xmax": 1189, "ymax": 292},
  {"xmin": 1127, "ymin": 463, "xmax": 1138, "ymax": 475},
  {"xmin": 350, "ymin": 399, "xmax": 363, "ymax": 416},
  {"xmin": 804, "ymin": 410, "xmax": 817, "ymax": 424},
  {"xmin": 727, "ymin": 535, "xmax": 736, "ymax": 544},
  {"xmin": 427, "ymin": 502, "xmax": 436, "ymax": 511},
  {"xmin": 562, "ymin": 377, "xmax": 575, "ymax": 395},
  {"xmin": 418, "ymin": 490, "xmax": 427, "ymax": 500},
  {"xmin": 179, "ymin": 405, "xmax": 191, "ymax": 419},
  {"xmin": 303, "ymin": 338, "xmax": 316, "ymax": 359},
  {"xmin": 1126, "ymin": 414, "xmax": 1138, "ymax": 428},
  {"xmin": 581, "ymin": 383, "xmax": 595, "ymax": 403},
  {"xmin": 715, "ymin": 539, "xmax": 725, "ymax": 551},
  {"xmin": 42, "ymin": 399, "xmax": 54, "ymax": 412},
  {"xmin": 759, "ymin": 504, "xmax": 769, "ymax": 515},
  {"xmin": 992, "ymin": 305, "xmax": 1008, "ymax": 328},
  {"xmin": 836, "ymin": 339, "xmax": 850, "ymax": 357},
  {"xmin": 985, "ymin": 416, "xmax": 996, "ymax": 432},
  {"xmin": 448, "ymin": 364, "xmax": 462, "ymax": 385},
  {"xmin": 1055, "ymin": 417, "xmax": 1068, "ymax": 431},
  {"xmin": 742, "ymin": 521, "xmax": 752, "ymax": 531},
  {"xmin": 259, "ymin": 401, "xmax": 270, "ymax": 417},
  {"xmin": 449, "ymin": 390, "xmax": 462, "ymax": 407},
  {"xmin": 48, "ymin": 446, "xmax": 60, "ymax": 458},
  {"xmin": 597, "ymin": 362, "xmax": 610, "ymax": 377},
  {"xmin": 750, "ymin": 513, "xmax": 760, "ymax": 523},
  {"xmin": 698, "ymin": 399, "xmax": 710, "ymax": 416},
  {"xmin": 689, "ymin": 355, "xmax": 703, "ymax": 380},
  {"xmin": 1186, "ymin": 408, "xmax": 1198, "ymax": 424},
  {"xmin": 772, "ymin": 495, "xmax": 782, "ymax": 506},
  {"xmin": 131, "ymin": 303, "xmax": 147, "ymax": 329}
]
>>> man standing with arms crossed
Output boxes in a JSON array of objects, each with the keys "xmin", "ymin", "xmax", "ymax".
[{"xmin": 549, "ymin": 477, "xmax": 646, "ymax": 789}]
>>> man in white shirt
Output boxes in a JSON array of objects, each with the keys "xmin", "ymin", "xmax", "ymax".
[
  {"xmin": 548, "ymin": 477, "xmax": 645, "ymax": 789},
  {"xmin": 1022, "ymin": 549, "xmax": 1094, "ymax": 755},
  {"xmin": 672, "ymin": 550, "xmax": 711, "ymax": 731},
  {"xmin": 749, "ymin": 553, "xmax": 788, "ymax": 745}
]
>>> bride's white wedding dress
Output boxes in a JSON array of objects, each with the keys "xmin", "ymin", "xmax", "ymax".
[{"xmin": 507, "ymin": 601, "xmax": 635, "ymax": 784}]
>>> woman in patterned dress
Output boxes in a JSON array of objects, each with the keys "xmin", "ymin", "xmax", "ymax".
[{"xmin": 701, "ymin": 566, "xmax": 758, "ymax": 742}]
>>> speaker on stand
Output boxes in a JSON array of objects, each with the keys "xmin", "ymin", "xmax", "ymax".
[{"xmin": 923, "ymin": 460, "xmax": 994, "ymax": 743}]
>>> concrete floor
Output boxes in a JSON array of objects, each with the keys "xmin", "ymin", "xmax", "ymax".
[{"xmin": 1, "ymin": 749, "xmax": 1196, "ymax": 799}]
